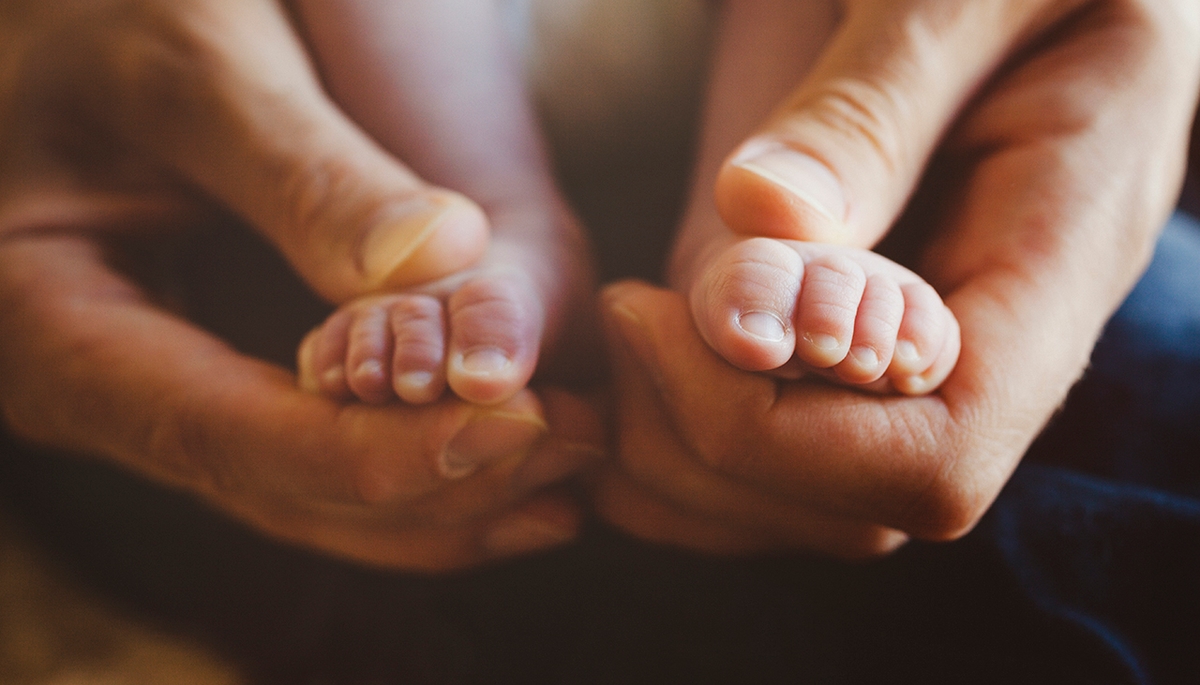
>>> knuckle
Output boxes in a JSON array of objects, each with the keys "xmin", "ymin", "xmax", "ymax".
[
  {"xmin": 799, "ymin": 77, "xmax": 910, "ymax": 175},
  {"xmin": 691, "ymin": 407, "xmax": 769, "ymax": 476},
  {"xmin": 142, "ymin": 390, "xmax": 239, "ymax": 495},
  {"xmin": 89, "ymin": 5, "xmax": 227, "ymax": 133},
  {"xmin": 280, "ymin": 155, "xmax": 365, "ymax": 257},
  {"xmin": 900, "ymin": 431, "xmax": 1005, "ymax": 541}
]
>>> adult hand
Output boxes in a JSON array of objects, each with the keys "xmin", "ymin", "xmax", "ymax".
[
  {"xmin": 597, "ymin": 0, "xmax": 1200, "ymax": 557},
  {"xmin": 0, "ymin": 0, "xmax": 603, "ymax": 571}
]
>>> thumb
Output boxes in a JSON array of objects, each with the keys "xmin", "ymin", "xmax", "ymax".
[
  {"xmin": 714, "ymin": 0, "xmax": 1063, "ymax": 247},
  {"xmin": 75, "ymin": 0, "xmax": 488, "ymax": 303}
]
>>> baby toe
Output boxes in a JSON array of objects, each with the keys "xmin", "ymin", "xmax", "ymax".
[
  {"xmin": 892, "ymin": 303, "xmax": 961, "ymax": 396},
  {"xmin": 836, "ymin": 273, "xmax": 904, "ymax": 385},
  {"xmin": 345, "ymin": 302, "xmax": 396, "ymax": 403},
  {"xmin": 388, "ymin": 294, "xmax": 447, "ymax": 404},
  {"xmin": 298, "ymin": 308, "xmax": 353, "ymax": 400},
  {"xmin": 691, "ymin": 237, "xmax": 802, "ymax": 371},
  {"xmin": 888, "ymin": 281, "xmax": 948, "ymax": 380},
  {"xmin": 794, "ymin": 253, "xmax": 866, "ymax": 369},
  {"xmin": 446, "ymin": 272, "xmax": 543, "ymax": 405}
]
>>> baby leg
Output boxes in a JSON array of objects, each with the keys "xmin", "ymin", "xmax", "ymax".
[{"xmin": 294, "ymin": 0, "xmax": 596, "ymax": 405}]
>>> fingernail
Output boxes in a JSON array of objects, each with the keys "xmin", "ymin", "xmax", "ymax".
[
  {"xmin": 484, "ymin": 514, "xmax": 576, "ymax": 556},
  {"xmin": 732, "ymin": 142, "xmax": 847, "ymax": 225},
  {"xmin": 737, "ymin": 310, "xmax": 787, "ymax": 342},
  {"xmin": 358, "ymin": 197, "xmax": 451, "ymax": 285},
  {"xmin": 458, "ymin": 346, "xmax": 512, "ymax": 377},
  {"xmin": 850, "ymin": 345, "xmax": 880, "ymax": 370},
  {"xmin": 440, "ymin": 411, "xmax": 547, "ymax": 479}
]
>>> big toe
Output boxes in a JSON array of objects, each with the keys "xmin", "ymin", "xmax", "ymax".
[
  {"xmin": 691, "ymin": 237, "xmax": 803, "ymax": 371},
  {"xmin": 446, "ymin": 270, "xmax": 544, "ymax": 405}
]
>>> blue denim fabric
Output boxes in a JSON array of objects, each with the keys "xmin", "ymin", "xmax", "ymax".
[{"xmin": 974, "ymin": 212, "xmax": 1200, "ymax": 684}]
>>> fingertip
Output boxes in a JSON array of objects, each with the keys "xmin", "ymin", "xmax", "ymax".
[{"xmin": 716, "ymin": 140, "xmax": 849, "ymax": 244}]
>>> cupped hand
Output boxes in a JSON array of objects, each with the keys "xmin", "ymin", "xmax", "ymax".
[
  {"xmin": 0, "ymin": 0, "xmax": 603, "ymax": 571},
  {"xmin": 598, "ymin": 0, "xmax": 1200, "ymax": 557}
]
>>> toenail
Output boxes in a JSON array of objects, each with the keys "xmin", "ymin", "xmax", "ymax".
[
  {"xmin": 737, "ymin": 310, "xmax": 787, "ymax": 342},
  {"xmin": 731, "ymin": 142, "xmax": 847, "ymax": 227},
  {"xmin": 804, "ymin": 333, "xmax": 841, "ymax": 352},
  {"xmin": 894, "ymin": 374, "xmax": 933, "ymax": 396},
  {"xmin": 354, "ymin": 359, "xmax": 384, "ymax": 380},
  {"xmin": 895, "ymin": 340, "xmax": 919, "ymax": 362},
  {"xmin": 395, "ymin": 370, "xmax": 435, "ymax": 393},
  {"xmin": 460, "ymin": 346, "xmax": 511, "ymax": 376},
  {"xmin": 850, "ymin": 346, "xmax": 880, "ymax": 369},
  {"xmin": 320, "ymin": 365, "xmax": 346, "ymax": 388}
]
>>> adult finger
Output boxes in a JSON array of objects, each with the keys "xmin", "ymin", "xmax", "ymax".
[
  {"xmin": 597, "ymin": 285, "xmax": 909, "ymax": 558},
  {"xmin": 51, "ymin": 0, "xmax": 488, "ymax": 302},
  {"xmin": 0, "ymin": 235, "xmax": 584, "ymax": 510},
  {"xmin": 713, "ymin": 0, "xmax": 1077, "ymax": 246},
  {"xmin": 601, "ymin": 279, "xmax": 974, "ymax": 540}
]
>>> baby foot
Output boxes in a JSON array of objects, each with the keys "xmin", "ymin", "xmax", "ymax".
[
  {"xmin": 689, "ymin": 236, "xmax": 959, "ymax": 394},
  {"xmin": 297, "ymin": 200, "xmax": 596, "ymax": 406}
]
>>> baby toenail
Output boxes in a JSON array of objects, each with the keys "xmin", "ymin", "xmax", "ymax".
[
  {"xmin": 850, "ymin": 346, "xmax": 880, "ymax": 369},
  {"xmin": 395, "ymin": 370, "xmax": 435, "ymax": 393},
  {"xmin": 737, "ymin": 310, "xmax": 787, "ymax": 342},
  {"xmin": 895, "ymin": 340, "xmax": 920, "ymax": 362},
  {"xmin": 461, "ymin": 347, "xmax": 511, "ymax": 376},
  {"xmin": 320, "ymin": 365, "xmax": 346, "ymax": 388},
  {"xmin": 804, "ymin": 333, "xmax": 841, "ymax": 352},
  {"xmin": 355, "ymin": 359, "xmax": 384, "ymax": 380}
]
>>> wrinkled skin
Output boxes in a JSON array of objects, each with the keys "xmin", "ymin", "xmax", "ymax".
[
  {"xmin": 596, "ymin": 0, "xmax": 1200, "ymax": 558},
  {"xmin": 0, "ymin": 0, "xmax": 604, "ymax": 572}
]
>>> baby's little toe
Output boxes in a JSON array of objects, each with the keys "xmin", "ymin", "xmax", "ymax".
[
  {"xmin": 298, "ymin": 309, "xmax": 353, "ymax": 400},
  {"xmin": 446, "ymin": 272, "xmax": 543, "ymax": 405},
  {"xmin": 891, "ymin": 301, "xmax": 961, "ymax": 396},
  {"xmin": 887, "ymin": 281, "xmax": 949, "ymax": 380}
]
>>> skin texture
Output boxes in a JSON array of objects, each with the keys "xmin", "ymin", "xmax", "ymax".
[
  {"xmin": 0, "ymin": 0, "xmax": 1196, "ymax": 570},
  {"xmin": 595, "ymin": 0, "xmax": 1200, "ymax": 557},
  {"xmin": 0, "ymin": 0, "xmax": 604, "ymax": 572}
]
